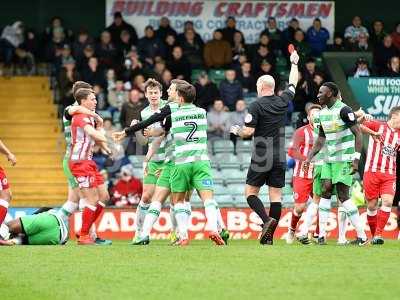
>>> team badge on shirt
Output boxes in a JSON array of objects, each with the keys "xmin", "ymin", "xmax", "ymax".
[
  {"xmin": 245, "ymin": 113, "xmax": 253, "ymax": 123},
  {"xmin": 348, "ymin": 112, "xmax": 355, "ymax": 121}
]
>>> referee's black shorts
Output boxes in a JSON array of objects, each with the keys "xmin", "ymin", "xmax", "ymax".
[{"xmin": 246, "ymin": 159, "xmax": 286, "ymax": 188}]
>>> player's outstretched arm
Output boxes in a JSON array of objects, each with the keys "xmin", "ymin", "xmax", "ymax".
[
  {"xmin": 130, "ymin": 120, "xmax": 149, "ymax": 145},
  {"xmin": 84, "ymin": 125, "xmax": 107, "ymax": 143},
  {"xmin": 288, "ymin": 50, "xmax": 300, "ymax": 88},
  {"xmin": 0, "ymin": 139, "xmax": 16, "ymax": 166}
]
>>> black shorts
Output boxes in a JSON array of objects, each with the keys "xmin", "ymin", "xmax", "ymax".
[{"xmin": 246, "ymin": 160, "xmax": 286, "ymax": 188}]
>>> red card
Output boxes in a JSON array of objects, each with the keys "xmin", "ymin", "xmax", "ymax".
[{"xmin": 288, "ymin": 44, "xmax": 295, "ymax": 54}]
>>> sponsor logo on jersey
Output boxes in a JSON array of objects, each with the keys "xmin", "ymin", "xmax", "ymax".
[
  {"xmin": 202, "ymin": 179, "xmax": 213, "ymax": 187},
  {"xmin": 382, "ymin": 145, "xmax": 396, "ymax": 157}
]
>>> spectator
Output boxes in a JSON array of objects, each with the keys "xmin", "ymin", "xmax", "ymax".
[
  {"xmin": 155, "ymin": 17, "xmax": 177, "ymax": 41},
  {"xmin": 232, "ymin": 31, "xmax": 248, "ymax": 65},
  {"xmin": 44, "ymin": 26, "xmax": 65, "ymax": 63},
  {"xmin": 309, "ymin": 72, "xmax": 325, "ymax": 100},
  {"xmin": 17, "ymin": 29, "xmax": 38, "ymax": 73},
  {"xmin": 177, "ymin": 21, "xmax": 203, "ymax": 45},
  {"xmin": 93, "ymin": 84, "xmax": 107, "ymax": 110},
  {"xmin": 229, "ymin": 99, "xmax": 250, "ymax": 151},
  {"xmin": 255, "ymin": 60, "xmax": 278, "ymax": 86},
  {"xmin": 96, "ymin": 30, "xmax": 118, "ymax": 69},
  {"xmin": 237, "ymin": 61, "xmax": 256, "ymax": 94},
  {"xmin": 391, "ymin": 23, "xmax": 400, "ymax": 50},
  {"xmin": 351, "ymin": 32, "xmax": 372, "ymax": 52},
  {"xmin": 370, "ymin": 20, "xmax": 387, "ymax": 48},
  {"xmin": 260, "ymin": 17, "xmax": 282, "ymax": 53},
  {"xmin": 221, "ymin": 16, "xmax": 244, "ymax": 46},
  {"xmin": 148, "ymin": 59, "xmax": 166, "ymax": 83},
  {"xmin": 167, "ymin": 46, "xmax": 190, "ymax": 81},
  {"xmin": 161, "ymin": 69, "xmax": 172, "ymax": 98},
  {"xmin": 353, "ymin": 57, "xmax": 371, "ymax": 77},
  {"xmin": 282, "ymin": 18, "xmax": 300, "ymax": 47},
  {"xmin": 137, "ymin": 25, "xmax": 165, "ymax": 66},
  {"xmin": 344, "ymin": 16, "xmax": 369, "ymax": 48},
  {"xmin": 293, "ymin": 71, "xmax": 309, "ymax": 112},
  {"xmin": 219, "ymin": 69, "xmax": 243, "ymax": 111},
  {"xmin": 106, "ymin": 12, "xmax": 138, "ymax": 46},
  {"xmin": 164, "ymin": 33, "xmax": 178, "ymax": 62},
  {"xmin": 119, "ymin": 89, "xmax": 146, "ymax": 128},
  {"xmin": 194, "ymin": 72, "xmax": 220, "ymax": 110},
  {"xmin": 384, "ymin": 56, "xmax": 400, "ymax": 77},
  {"xmin": 121, "ymin": 49, "xmax": 143, "ymax": 83},
  {"xmin": 328, "ymin": 33, "xmax": 346, "ymax": 51},
  {"xmin": 207, "ymin": 99, "xmax": 231, "ymax": 140},
  {"xmin": 203, "ymin": 29, "xmax": 232, "ymax": 68},
  {"xmin": 76, "ymin": 44, "xmax": 95, "ymax": 71},
  {"xmin": 374, "ymin": 35, "xmax": 398, "ymax": 75},
  {"xmin": 252, "ymin": 45, "xmax": 276, "ymax": 75},
  {"xmin": 293, "ymin": 29, "xmax": 311, "ymax": 65},
  {"xmin": 306, "ymin": 18, "xmax": 330, "ymax": 56},
  {"xmin": 303, "ymin": 57, "xmax": 318, "ymax": 82},
  {"xmin": 180, "ymin": 28, "xmax": 204, "ymax": 68},
  {"xmin": 251, "ymin": 33, "xmax": 274, "ymax": 57},
  {"xmin": 58, "ymin": 58, "xmax": 80, "ymax": 109},
  {"xmin": 43, "ymin": 17, "xmax": 70, "ymax": 44},
  {"xmin": 20, "ymin": 29, "xmax": 39, "ymax": 60},
  {"xmin": 72, "ymin": 30, "xmax": 94, "ymax": 63},
  {"xmin": 108, "ymin": 79, "xmax": 129, "ymax": 116},
  {"xmin": 118, "ymin": 30, "xmax": 135, "ymax": 59},
  {"xmin": 54, "ymin": 44, "xmax": 73, "ymax": 76},
  {"xmin": 106, "ymin": 68, "xmax": 116, "ymax": 91},
  {"xmin": 111, "ymin": 165, "xmax": 142, "ymax": 207},
  {"xmin": 81, "ymin": 57, "xmax": 105, "ymax": 87},
  {"xmin": 132, "ymin": 74, "xmax": 146, "ymax": 93}
]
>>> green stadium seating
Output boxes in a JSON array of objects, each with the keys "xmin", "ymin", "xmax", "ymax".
[
  {"xmin": 191, "ymin": 69, "xmax": 205, "ymax": 82},
  {"xmin": 213, "ymin": 140, "xmax": 234, "ymax": 154},
  {"xmin": 215, "ymin": 195, "xmax": 234, "ymax": 207},
  {"xmin": 236, "ymin": 140, "xmax": 253, "ymax": 153},
  {"xmin": 214, "ymin": 183, "xmax": 228, "ymax": 195},
  {"xmin": 315, "ymin": 56, "xmax": 324, "ymax": 69},
  {"xmin": 208, "ymin": 69, "xmax": 225, "ymax": 85}
]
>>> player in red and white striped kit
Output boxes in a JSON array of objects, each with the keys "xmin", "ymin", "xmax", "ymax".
[
  {"xmin": 0, "ymin": 139, "xmax": 16, "ymax": 232},
  {"xmin": 286, "ymin": 104, "xmax": 321, "ymax": 244},
  {"xmin": 362, "ymin": 106, "xmax": 400, "ymax": 245},
  {"xmin": 68, "ymin": 88, "xmax": 110, "ymax": 245}
]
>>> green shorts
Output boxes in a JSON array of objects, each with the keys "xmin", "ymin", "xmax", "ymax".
[
  {"xmin": 313, "ymin": 165, "xmax": 323, "ymax": 197},
  {"xmin": 170, "ymin": 161, "xmax": 213, "ymax": 193},
  {"xmin": 63, "ymin": 156, "xmax": 78, "ymax": 188},
  {"xmin": 321, "ymin": 162, "xmax": 353, "ymax": 187},
  {"xmin": 20, "ymin": 213, "xmax": 61, "ymax": 245},
  {"xmin": 156, "ymin": 161, "xmax": 173, "ymax": 189},
  {"xmin": 143, "ymin": 161, "xmax": 165, "ymax": 185}
]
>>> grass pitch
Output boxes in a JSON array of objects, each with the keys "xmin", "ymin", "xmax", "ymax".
[{"xmin": 0, "ymin": 239, "xmax": 398, "ymax": 300}]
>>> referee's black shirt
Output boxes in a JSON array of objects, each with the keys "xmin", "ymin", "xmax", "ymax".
[{"xmin": 245, "ymin": 85, "xmax": 295, "ymax": 163}]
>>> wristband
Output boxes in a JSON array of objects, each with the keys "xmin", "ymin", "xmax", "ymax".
[{"xmin": 353, "ymin": 152, "xmax": 361, "ymax": 160}]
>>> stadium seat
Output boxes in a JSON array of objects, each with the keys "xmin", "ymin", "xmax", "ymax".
[
  {"xmin": 113, "ymin": 111, "xmax": 120, "ymax": 124},
  {"xmin": 236, "ymin": 140, "xmax": 253, "ymax": 153},
  {"xmin": 212, "ymin": 139, "xmax": 234, "ymax": 154},
  {"xmin": 97, "ymin": 110, "xmax": 112, "ymax": 119},
  {"xmin": 227, "ymin": 183, "xmax": 244, "ymax": 195},
  {"xmin": 128, "ymin": 155, "xmax": 145, "ymax": 164},
  {"xmin": 222, "ymin": 168, "xmax": 246, "ymax": 183},
  {"xmin": 191, "ymin": 69, "xmax": 205, "ymax": 82},
  {"xmin": 279, "ymin": 70, "xmax": 289, "ymax": 81},
  {"xmin": 214, "ymin": 183, "xmax": 228, "ymax": 195},
  {"xmin": 315, "ymin": 57, "xmax": 324, "ymax": 69},
  {"xmin": 215, "ymin": 195, "xmax": 234, "ymax": 207},
  {"xmin": 208, "ymin": 69, "xmax": 225, "ymax": 85}
]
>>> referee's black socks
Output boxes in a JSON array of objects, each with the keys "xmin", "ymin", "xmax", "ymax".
[
  {"xmin": 247, "ymin": 195, "xmax": 270, "ymax": 224},
  {"xmin": 269, "ymin": 202, "xmax": 282, "ymax": 222}
]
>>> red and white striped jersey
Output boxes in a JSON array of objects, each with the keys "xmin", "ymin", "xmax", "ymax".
[
  {"xmin": 288, "ymin": 124, "xmax": 314, "ymax": 179},
  {"xmin": 364, "ymin": 120, "xmax": 400, "ymax": 175},
  {"xmin": 70, "ymin": 114, "xmax": 96, "ymax": 161}
]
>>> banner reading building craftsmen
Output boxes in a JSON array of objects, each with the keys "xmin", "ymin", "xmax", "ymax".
[
  {"xmin": 349, "ymin": 77, "xmax": 400, "ymax": 120},
  {"xmin": 106, "ymin": 0, "xmax": 335, "ymax": 43}
]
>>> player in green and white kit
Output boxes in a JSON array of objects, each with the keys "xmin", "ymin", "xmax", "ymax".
[
  {"xmin": 0, "ymin": 207, "xmax": 70, "ymax": 245},
  {"xmin": 305, "ymin": 82, "xmax": 368, "ymax": 246}
]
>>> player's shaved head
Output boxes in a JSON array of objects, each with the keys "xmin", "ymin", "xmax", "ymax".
[
  {"xmin": 256, "ymin": 75, "xmax": 275, "ymax": 97},
  {"xmin": 257, "ymin": 75, "xmax": 275, "ymax": 88},
  {"xmin": 72, "ymin": 81, "xmax": 92, "ymax": 99}
]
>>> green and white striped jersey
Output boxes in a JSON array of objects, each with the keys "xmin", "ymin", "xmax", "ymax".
[
  {"xmin": 170, "ymin": 103, "xmax": 209, "ymax": 165},
  {"xmin": 141, "ymin": 100, "xmax": 167, "ymax": 162},
  {"xmin": 319, "ymin": 100, "xmax": 355, "ymax": 162},
  {"xmin": 63, "ymin": 106, "xmax": 73, "ymax": 157},
  {"xmin": 164, "ymin": 102, "xmax": 179, "ymax": 163}
]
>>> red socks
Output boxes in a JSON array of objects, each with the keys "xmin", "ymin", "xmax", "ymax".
[
  {"xmin": 80, "ymin": 204, "xmax": 97, "ymax": 236},
  {"xmin": 0, "ymin": 199, "xmax": 9, "ymax": 225},
  {"xmin": 93, "ymin": 202, "xmax": 105, "ymax": 222},
  {"xmin": 290, "ymin": 211, "xmax": 301, "ymax": 231},
  {"xmin": 375, "ymin": 207, "xmax": 391, "ymax": 236},
  {"xmin": 367, "ymin": 213, "xmax": 377, "ymax": 237}
]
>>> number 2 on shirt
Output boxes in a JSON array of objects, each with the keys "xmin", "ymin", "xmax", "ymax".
[{"xmin": 185, "ymin": 121, "xmax": 199, "ymax": 142}]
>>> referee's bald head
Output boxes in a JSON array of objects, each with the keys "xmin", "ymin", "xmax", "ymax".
[{"xmin": 256, "ymin": 75, "xmax": 275, "ymax": 96}]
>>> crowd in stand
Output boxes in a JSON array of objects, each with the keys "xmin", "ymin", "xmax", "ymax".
[{"xmin": 1, "ymin": 14, "xmax": 399, "ymax": 206}]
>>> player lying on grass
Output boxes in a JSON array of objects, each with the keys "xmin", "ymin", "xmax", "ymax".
[
  {"xmin": 61, "ymin": 80, "xmax": 111, "ymax": 245},
  {"xmin": 0, "ymin": 207, "xmax": 69, "ymax": 245}
]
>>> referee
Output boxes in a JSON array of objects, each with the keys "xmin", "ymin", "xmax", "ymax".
[{"xmin": 230, "ymin": 50, "xmax": 299, "ymax": 245}]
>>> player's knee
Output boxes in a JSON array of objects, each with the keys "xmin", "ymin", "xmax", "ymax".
[
  {"xmin": 141, "ymin": 192, "xmax": 152, "ymax": 203},
  {"xmin": 295, "ymin": 204, "xmax": 306, "ymax": 214},
  {"xmin": 367, "ymin": 200, "xmax": 378, "ymax": 211},
  {"xmin": 381, "ymin": 196, "xmax": 393, "ymax": 208},
  {"xmin": 0, "ymin": 190, "xmax": 11, "ymax": 202}
]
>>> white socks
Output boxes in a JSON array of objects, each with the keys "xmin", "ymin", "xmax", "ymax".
[
  {"xmin": 342, "ymin": 199, "xmax": 367, "ymax": 240},
  {"xmin": 174, "ymin": 202, "xmax": 190, "ymax": 240},
  {"xmin": 141, "ymin": 202, "xmax": 162, "ymax": 238},
  {"xmin": 204, "ymin": 199, "xmax": 219, "ymax": 233},
  {"xmin": 216, "ymin": 206, "xmax": 226, "ymax": 232},
  {"xmin": 170, "ymin": 204, "xmax": 177, "ymax": 233},
  {"xmin": 318, "ymin": 198, "xmax": 331, "ymax": 238},
  {"xmin": 338, "ymin": 206, "xmax": 347, "ymax": 242},
  {"xmin": 135, "ymin": 200, "xmax": 150, "ymax": 237},
  {"xmin": 300, "ymin": 201, "xmax": 318, "ymax": 236},
  {"xmin": 61, "ymin": 200, "xmax": 79, "ymax": 215}
]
